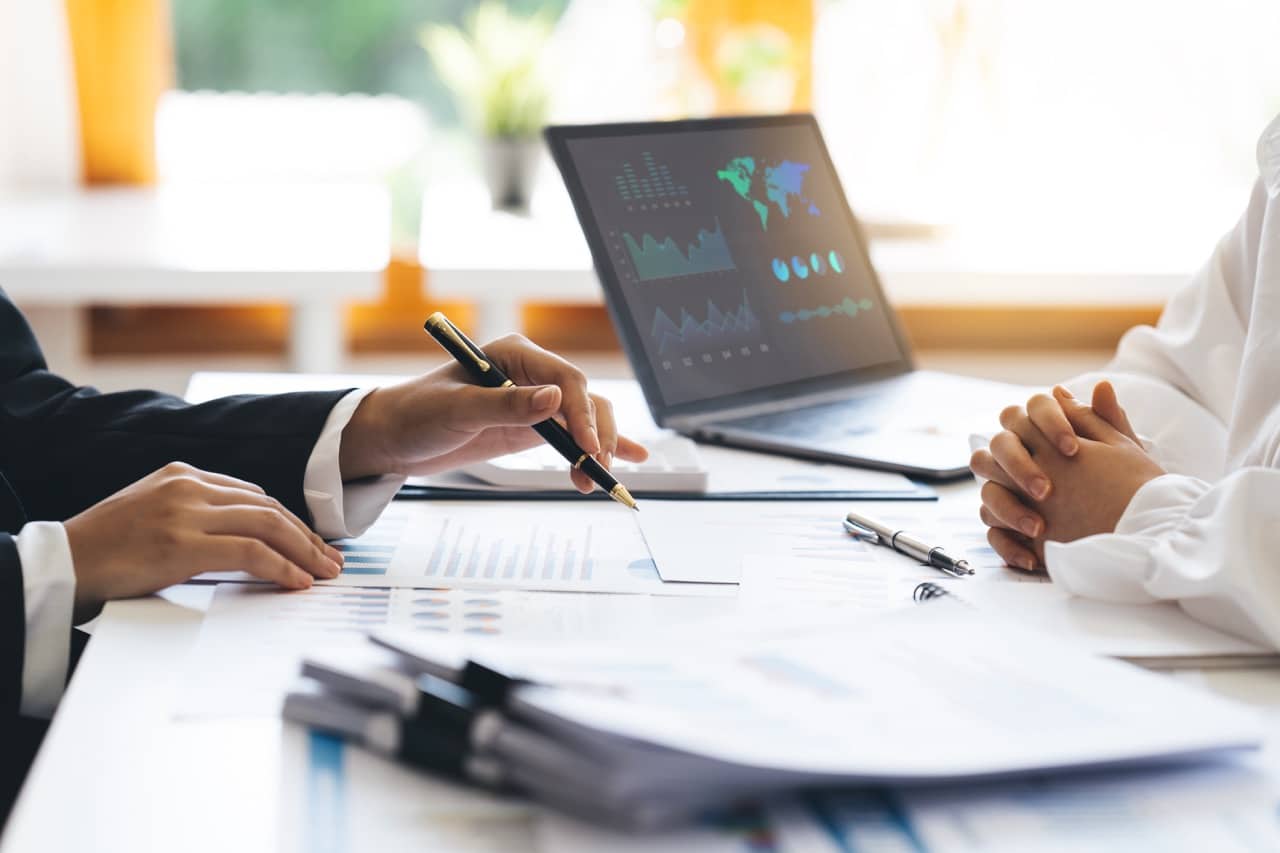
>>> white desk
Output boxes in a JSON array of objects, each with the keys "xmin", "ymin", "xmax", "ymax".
[
  {"xmin": 0, "ymin": 184, "xmax": 391, "ymax": 374},
  {"xmin": 8, "ymin": 371, "xmax": 1280, "ymax": 851},
  {"xmin": 418, "ymin": 179, "xmax": 1199, "ymax": 343},
  {"xmin": 7, "ymin": 484, "xmax": 1280, "ymax": 852}
]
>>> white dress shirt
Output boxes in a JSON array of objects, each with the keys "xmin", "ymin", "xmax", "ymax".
[
  {"xmin": 1046, "ymin": 116, "xmax": 1280, "ymax": 649},
  {"xmin": 14, "ymin": 387, "xmax": 404, "ymax": 718}
]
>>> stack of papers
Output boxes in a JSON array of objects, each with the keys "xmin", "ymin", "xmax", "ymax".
[
  {"xmin": 282, "ymin": 604, "xmax": 1263, "ymax": 830},
  {"xmin": 280, "ymin": 727, "xmax": 1280, "ymax": 853}
]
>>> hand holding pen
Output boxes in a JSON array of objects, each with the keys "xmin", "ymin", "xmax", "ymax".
[{"xmin": 422, "ymin": 313, "xmax": 645, "ymax": 508}]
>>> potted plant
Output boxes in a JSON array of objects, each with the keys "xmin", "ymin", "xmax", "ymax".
[{"xmin": 422, "ymin": 3, "xmax": 555, "ymax": 212}]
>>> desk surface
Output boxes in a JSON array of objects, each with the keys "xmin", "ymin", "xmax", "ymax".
[
  {"xmin": 7, "ymin": 480, "xmax": 1280, "ymax": 852},
  {"xmin": 8, "ymin": 371, "xmax": 1280, "ymax": 851}
]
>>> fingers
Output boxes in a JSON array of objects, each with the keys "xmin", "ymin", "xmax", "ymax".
[
  {"xmin": 615, "ymin": 435, "xmax": 649, "ymax": 463},
  {"xmin": 454, "ymin": 384, "xmax": 563, "ymax": 431},
  {"xmin": 487, "ymin": 335, "xmax": 600, "ymax": 454},
  {"xmin": 195, "ymin": 484, "xmax": 343, "ymax": 567},
  {"xmin": 203, "ymin": 536, "xmax": 315, "ymax": 589},
  {"xmin": 569, "ymin": 467, "xmax": 595, "ymax": 494},
  {"xmin": 591, "ymin": 394, "xmax": 618, "ymax": 470},
  {"xmin": 980, "ymin": 480, "xmax": 1044, "ymax": 538},
  {"xmin": 1027, "ymin": 393, "xmax": 1078, "ymax": 456},
  {"xmin": 1086, "ymin": 381, "xmax": 1141, "ymax": 445},
  {"xmin": 985, "ymin": 523, "xmax": 1041, "ymax": 572},
  {"xmin": 989, "ymin": 428, "xmax": 1051, "ymax": 500},
  {"xmin": 203, "ymin": 505, "xmax": 341, "ymax": 580},
  {"xmin": 969, "ymin": 447, "xmax": 1017, "ymax": 489},
  {"xmin": 183, "ymin": 466, "xmax": 267, "ymax": 495},
  {"xmin": 1051, "ymin": 386, "xmax": 1126, "ymax": 445}
]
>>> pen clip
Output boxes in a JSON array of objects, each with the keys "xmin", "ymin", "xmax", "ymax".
[
  {"xmin": 426, "ymin": 312, "xmax": 491, "ymax": 372},
  {"xmin": 842, "ymin": 517, "xmax": 883, "ymax": 544}
]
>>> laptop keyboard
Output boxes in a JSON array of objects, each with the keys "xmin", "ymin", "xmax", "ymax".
[{"xmin": 715, "ymin": 396, "xmax": 889, "ymax": 440}]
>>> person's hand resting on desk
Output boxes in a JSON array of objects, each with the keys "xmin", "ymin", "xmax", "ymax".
[
  {"xmin": 64, "ymin": 463, "xmax": 343, "ymax": 622},
  {"xmin": 337, "ymin": 333, "xmax": 648, "ymax": 492},
  {"xmin": 60, "ymin": 333, "xmax": 646, "ymax": 620},
  {"xmin": 968, "ymin": 382, "xmax": 1166, "ymax": 571}
]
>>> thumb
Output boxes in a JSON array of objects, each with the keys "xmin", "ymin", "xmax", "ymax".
[
  {"xmin": 459, "ymin": 384, "xmax": 561, "ymax": 429},
  {"xmin": 1090, "ymin": 380, "xmax": 1141, "ymax": 445},
  {"xmin": 1051, "ymin": 385, "xmax": 1127, "ymax": 445}
]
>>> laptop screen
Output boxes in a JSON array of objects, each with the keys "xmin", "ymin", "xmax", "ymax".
[{"xmin": 548, "ymin": 116, "xmax": 910, "ymax": 415}]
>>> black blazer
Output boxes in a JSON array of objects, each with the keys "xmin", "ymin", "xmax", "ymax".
[{"xmin": 0, "ymin": 291, "xmax": 351, "ymax": 720}]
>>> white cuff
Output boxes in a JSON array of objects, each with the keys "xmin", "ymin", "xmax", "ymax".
[
  {"xmin": 303, "ymin": 388, "xmax": 406, "ymax": 540},
  {"xmin": 1044, "ymin": 473, "xmax": 1209, "ymax": 605},
  {"xmin": 15, "ymin": 522, "xmax": 76, "ymax": 718},
  {"xmin": 1045, "ymin": 535, "xmax": 1161, "ymax": 604},
  {"xmin": 1114, "ymin": 473, "xmax": 1211, "ymax": 538}
]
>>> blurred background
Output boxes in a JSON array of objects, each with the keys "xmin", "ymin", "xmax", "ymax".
[{"xmin": 3, "ymin": 0, "xmax": 1279, "ymax": 391}]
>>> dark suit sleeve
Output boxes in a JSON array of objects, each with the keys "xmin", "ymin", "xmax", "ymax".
[
  {"xmin": 0, "ymin": 535, "xmax": 22, "ymax": 719},
  {"xmin": 0, "ymin": 293, "xmax": 352, "ymax": 525}
]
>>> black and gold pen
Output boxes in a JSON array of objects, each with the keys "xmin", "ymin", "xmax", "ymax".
[{"xmin": 423, "ymin": 312, "xmax": 638, "ymax": 510}]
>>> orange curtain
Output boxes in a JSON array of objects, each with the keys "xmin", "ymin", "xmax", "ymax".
[{"xmin": 64, "ymin": 0, "xmax": 172, "ymax": 185}]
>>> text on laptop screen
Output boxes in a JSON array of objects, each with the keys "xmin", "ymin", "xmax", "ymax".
[{"xmin": 563, "ymin": 122, "xmax": 907, "ymax": 407}]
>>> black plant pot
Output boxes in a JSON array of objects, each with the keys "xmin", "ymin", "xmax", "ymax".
[{"xmin": 482, "ymin": 137, "xmax": 541, "ymax": 213}]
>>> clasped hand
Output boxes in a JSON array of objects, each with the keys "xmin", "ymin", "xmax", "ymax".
[
  {"xmin": 65, "ymin": 334, "xmax": 647, "ymax": 619},
  {"xmin": 969, "ymin": 381, "xmax": 1166, "ymax": 571}
]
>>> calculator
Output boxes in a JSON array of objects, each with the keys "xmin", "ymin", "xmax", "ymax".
[{"xmin": 461, "ymin": 435, "xmax": 709, "ymax": 492}]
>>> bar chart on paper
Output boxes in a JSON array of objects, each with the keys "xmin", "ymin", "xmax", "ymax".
[{"xmin": 324, "ymin": 502, "xmax": 712, "ymax": 595}]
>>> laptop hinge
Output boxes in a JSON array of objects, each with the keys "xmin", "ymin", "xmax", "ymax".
[{"xmin": 664, "ymin": 377, "xmax": 904, "ymax": 432}]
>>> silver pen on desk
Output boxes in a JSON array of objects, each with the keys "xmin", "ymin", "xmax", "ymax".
[{"xmin": 843, "ymin": 511, "xmax": 974, "ymax": 578}]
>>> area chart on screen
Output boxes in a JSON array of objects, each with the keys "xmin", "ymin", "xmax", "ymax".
[
  {"xmin": 652, "ymin": 290, "xmax": 761, "ymax": 355},
  {"xmin": 622, "ymin": 218, "xmax": 736, "ymax": 281}
]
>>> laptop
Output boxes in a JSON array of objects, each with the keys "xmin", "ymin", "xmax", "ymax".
[{"xmin": 545, "ymin": 114, "xmax": 1020, "ymax": 480}]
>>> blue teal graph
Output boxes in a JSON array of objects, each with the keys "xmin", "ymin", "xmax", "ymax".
[
  {"xmin": 623, "ymin": 218, "xmax": 736, "ymax": 282},
  {"xmin": 615, "ymin": 152, "xmax": 688, "ymax": 202},
  {"xmin": 652, "ymin": 290, "xmax": 759, "ymax": 354},
  {"xmin": 780, "ymin": 297, "xmax": 874, "ymax": 324},
  {"xmin": 773, "ymin": 249, "xmax": 845, "ymax": 282},
  {"xmin": 329, "ymin": 510, "xmax": 406, "ymax": 575}
]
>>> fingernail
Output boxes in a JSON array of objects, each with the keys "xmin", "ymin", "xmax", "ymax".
[
  {"xmin": 1059, "ymin": 437, "xmax": 1078, "ymax": 455},
  {"xmin": 325, "ymin": 544, "xmax": 344, "ymax": 566},
  {"xmin": 1020, "ymin": 517, "xmax": 1041, "ymax": 537},
  {"xmin": 1031, "ymin": 477, "xmax": 1050, "ymax": 500},
  {"xmin": 587, "ymin": 428, "xmax": 601, "ymax": 454},
  {"xmin": 602, "ymin": 451, "xmax": 613, "ymax": 470},
  {"xmin": 1054, "ymin": 385, "xmax": 1074, "ymax": 399},
  {"xmin": 531, "ymin": 386, "xmax": 558, "ymax": 410}
]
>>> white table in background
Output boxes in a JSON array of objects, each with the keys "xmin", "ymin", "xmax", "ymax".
[
  {"xmin": 0, "ymin": 184, "xmax": 390, "ymax": 374},
  {"xmin": 417, "ymin": 177, "xmax": 1200, "ymax": 344}
]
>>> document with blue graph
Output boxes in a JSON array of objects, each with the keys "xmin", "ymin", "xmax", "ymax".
[{"xmin": 198, "ymin": 501, "xmax": 722, "ymax": 595}]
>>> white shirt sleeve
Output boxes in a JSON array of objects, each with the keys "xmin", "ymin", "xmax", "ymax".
[
  {"xmin": 303, "ymin": 388, "xmax": 406, "ymax": 540},
  {"xmin": 1042, "ymin": 170, "xmax": 1280, "ymax": 649},
  {"xmin": 1057, "ymin": 184, "xmax": 1263, "ymax": 481},
  {"xmin": 14, "ymin": 522, "xmax": 76, "ymax": 719},
  {"xmin": 1046, "ymin": 469, "xmax": 1280, "ymax": 650}
]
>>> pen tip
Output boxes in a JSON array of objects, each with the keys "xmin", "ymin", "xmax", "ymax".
[{"xmin": 609, "ymin": 484, "xmax": 638, "ymax": 510}]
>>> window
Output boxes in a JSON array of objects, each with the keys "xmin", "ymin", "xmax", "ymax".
[{"xmin": 814, "ymin": 0, "xmax": 1280, "ymax": 259}]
